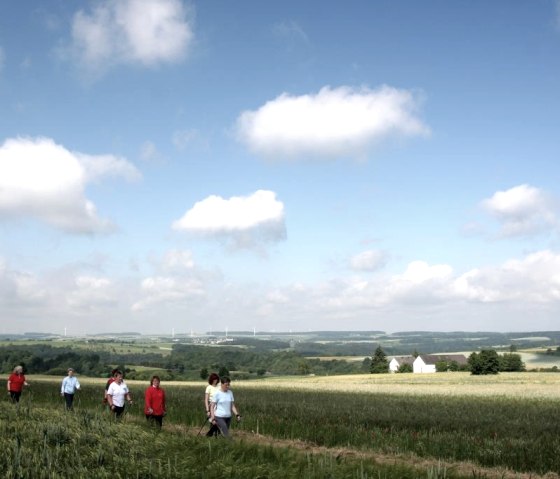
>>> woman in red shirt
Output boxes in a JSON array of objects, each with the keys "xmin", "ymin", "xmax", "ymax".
[
  {"xmin": 7, "ymin": 365, "xmax": 29, "ymax": 403},
  {"xmin": 144, "ymin": 375, "xmax": 166, "ymax": 429}
]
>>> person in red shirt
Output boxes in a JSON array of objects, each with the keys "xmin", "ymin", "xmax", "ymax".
[
  {"xmin": 7, "ymin": 365, "xmax": 29, "ymax": 403},
  {"xmin": 144, "ymin": 375, "xmax": 166, "ymax": 429}
]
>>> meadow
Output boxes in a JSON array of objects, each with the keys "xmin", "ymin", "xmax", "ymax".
[{"xmin": 2, "ymin": 373, "xmax": 559, "ymax": 478}]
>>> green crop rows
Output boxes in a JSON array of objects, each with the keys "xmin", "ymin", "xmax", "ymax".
[{"xmin": 1, "ymin": 379, "xmax": 559, "ymax": 478}]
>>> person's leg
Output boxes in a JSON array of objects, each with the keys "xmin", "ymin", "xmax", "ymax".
[
  {"xmin": 114, "ymin": 405, "xmax": 125, "ymax": 419},
  {"xmin": 154, "ymin": 415, "xmax": 163, "ymax": 429},
  {"xmin": 64, "ymin": 393, "xmax": 74, "ymax": 410},
  {"xmin": 215, "ymin": 417, "xmax": 231, "ymax": 438},
  {"xmin": 9, "ymin": 391, "xmax": 20, "ymax": 403}
]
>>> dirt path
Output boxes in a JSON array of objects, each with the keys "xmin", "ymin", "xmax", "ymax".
[{"xmin": 172, "ymin": 422, "xmax": 558, "ymax": 479}]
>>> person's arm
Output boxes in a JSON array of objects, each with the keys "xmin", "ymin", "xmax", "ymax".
[
  {"xmin": 22, "ymin": 375, "xmax": 29, "ymax": 387},
  {"xmin": 231, "ymin": 393, "xmax": 241, "ymax": 421},
  {"xmin": 145, "ymin": 388, "xmax": 153, "ymax": 414},
  {"xmin": 204, "ymin": 391, "xmax": 211, "ymax": 417},
  {"xmin": 7, "ymin": 377, "xmax": 11, "ymax": 394},
  {"xmin": 210, "ymin": 398, "xmax": 217, "ymax": 423},
  {"xmin": 125, "ymin": 388, "xmax": 133, "ymax": 405},
  {"xmin": 61, "ymin": 377, "xmax": 66, "ymax": 395},
  {"xmin": 106, "ymin": 384, "xmax": 115, "ymax": 409}
]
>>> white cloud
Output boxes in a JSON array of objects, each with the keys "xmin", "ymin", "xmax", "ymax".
[
  {"xmin": 0, "ymin": 259, "xmax": 47, "ymax": 308},
  {"xmin": 350, "ymin": 249, "xmax": 387, "ymax": 272},
  {"xmin": 481, "ymin": 184, "xmax": 558, "ymax": 238},
  {"xmin": 0, "ymin": 137, "xmax": 140, "ymax": 234},
  {"xmin": 172, "ymin": 190, "xmax": 286, "ymax": 248},
  {"xmin": 453, "ymin": 250, "xmax": 560, "ymax": 303},
  {"xmin": 161, "ymin": 249, "xmax": 195, "ymax": 273},
  {"xmin": 69, "ymin": 0, "xmax": 194, "ymax": 72},
  {"xmin": 2, "ymin": 249, "xmax": 560, "ymax": 333},
  {"xmin": 235, "ymin": 85, "xmax": 429, "ymax": 159},
  {"xmin": 131, "ymin": 276, "xmax": 205, "ymax": 311},
  {"xmin": 66, "ymin": 276, "xmax": 116, "ymax": 310}
]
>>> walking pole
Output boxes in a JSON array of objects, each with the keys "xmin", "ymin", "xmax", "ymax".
[{"xmin": 196, "ymin": 416, "xmax": 211, "ymax": 436}]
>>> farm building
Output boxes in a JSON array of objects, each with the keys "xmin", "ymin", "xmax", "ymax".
[
  {"xmin": 413, "ymin": 354, "xmax": 468, "ymax": 373},
  {"xmin": 388, "ymin": 355, "xmax": 415, "ymax": 373}
]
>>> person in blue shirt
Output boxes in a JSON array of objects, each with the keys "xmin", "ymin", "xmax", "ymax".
[
  {"xmin": 61, "ymin": 368, "xmax": 81, "ymax": 410},
  {"xmin": 210, "ymin": 376, "xmax": 241, "ymax": 439}
]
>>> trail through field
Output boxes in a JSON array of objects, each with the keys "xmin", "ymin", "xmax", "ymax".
[{"xmin": 155, "ymin": 420, "xmax": 559, "ymax": 479}]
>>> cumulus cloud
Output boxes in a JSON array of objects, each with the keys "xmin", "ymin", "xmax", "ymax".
[
  {"xmin": 66, "ymin": 275, "xmax": 116, "ymax": 310},
  {"xmin": 235, "ymin": 85, "xmax": 429, "ymax": 159},
  {"xmin": 350, "ymin": 249, "xmax": 387, "ymax": 272},
  {"xmin": 481, "ymin": 184, "xmax": 558, "ymax": 238},
  {"xmin": 172, "ymin": 190, "xmax": 286, "ymax": 248},
  {"xmin": 0, "ymin": 258, "xmax": 47, "ymax": 309},
  {"xmin": 0, "ymin": 137, "xmax": 140, "ymax": 234},
  {"xmin": 131, "ymin": 276, "xmax": 205, "ymax": 311},
  {"xmin": 161, "ymin": 249, "xmax": 195, "ymax": 273},
  {"xmin": 453, "ymin": 250, "xmax": 560, "ymax": 303},
  {"xmin": 68, "ymin": 0, "xmax": 194, "ymax": 72}
]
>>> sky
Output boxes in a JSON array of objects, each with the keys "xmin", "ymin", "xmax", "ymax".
[{"xmin": 1, "ymin": 1, "xmax": 560, "ymax": 335}]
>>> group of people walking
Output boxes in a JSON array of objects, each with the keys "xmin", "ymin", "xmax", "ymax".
[{"xmin": 6, "ymin": 365, "xmax": 241, "ymax": 438}]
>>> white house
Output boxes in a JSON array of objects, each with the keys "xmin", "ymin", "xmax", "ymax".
[
  {"xmin": 413, "ymin": 354, "xmax": 468, "ymax": 373},
  {"xmin": 388, "ymin": 355, "xmax": 415, "ymax": 373}
]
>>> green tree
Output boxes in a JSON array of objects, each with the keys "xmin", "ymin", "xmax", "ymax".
[
  {"xmin": 448, "ymin": 360, "xmax": 460, "ymax": 372},
  {"xmin": 468, "ymin": 349, "xmax": 500, "ymax": 375},
  {"xmin": 200, "ymin": 367, "xmax": 208, "ymax": 380},
  {"xmin": 397, "ymin": 363, "xmax": 413, "ymax": 373},
  {"xmin": 435, "ymin": 361, "xmax": 448, "ymax": 372},
  {"xmin": 499, "ymin": 353, "xmax": 525, "ymax": 372},
  {"xmin": 370, "ymin": 346, "xmax": 389, "ymax": 374}
]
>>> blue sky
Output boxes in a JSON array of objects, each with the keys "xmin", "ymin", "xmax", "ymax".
[{"xmin": 1, "ymin": 0, "xmax": 560, "ymax": 335}]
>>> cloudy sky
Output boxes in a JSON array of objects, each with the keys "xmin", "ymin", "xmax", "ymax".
[{"xmin": 1, "ymin": 1, "xmax": 560, "ymax": 335}]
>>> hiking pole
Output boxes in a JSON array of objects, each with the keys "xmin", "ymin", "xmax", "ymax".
[{"xmin": 197, "ymin": 416, "xmax": 211, "ymax": 436}]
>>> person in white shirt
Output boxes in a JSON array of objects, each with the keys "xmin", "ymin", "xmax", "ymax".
[
  {"xmin": 210, "ymin": 376, "xmax": 241, "ymax": 439},
  {"xmin": 106, "ymin": 371, "xmax": 132, "ymax": 419},
  {"xmin": 204, "ymin": 372, "xmax": 220, "ymax": 436},
  {"xmin": 60, "ymin": 368, "xmax": 81, "ymax": 410}
]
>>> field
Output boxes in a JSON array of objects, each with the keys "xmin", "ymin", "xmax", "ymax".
[{"xmin": 2, "ymin": 372, "xmax": 559, "ymax": 478}]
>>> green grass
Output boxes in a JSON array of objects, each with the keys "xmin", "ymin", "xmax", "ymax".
[
  {"xmin": 3, "ymin": 378, "xmax": 560, "ymax": 477},
  {"xmin": 0, "ymin": 401, "xmax": 460, "ymax": 479}
]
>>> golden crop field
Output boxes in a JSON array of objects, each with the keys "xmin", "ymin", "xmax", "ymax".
[
  {"xmin": 229, "ymin": 371, "xmax": 560, "ymax": 399},
  {"xmin": 37, "ymin": 370, "xmax": 560, "ymax": 399}
]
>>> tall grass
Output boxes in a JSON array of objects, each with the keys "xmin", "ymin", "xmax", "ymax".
[
  {"xmin": 4, "ymin": 378, "xmax": 559, "ymax": 477},
  {"xmin": 0, "ymin": 400, "xmax": 459, "ymax": 479}
]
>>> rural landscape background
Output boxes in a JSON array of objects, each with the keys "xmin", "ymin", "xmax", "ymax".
[
  {"xmin": 2, "ymin": 329, "xmax": 560, "ymax": 477},
  {"xmin": 2, "ymin": 0, "xmax": 560, "ymax": 477}
]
